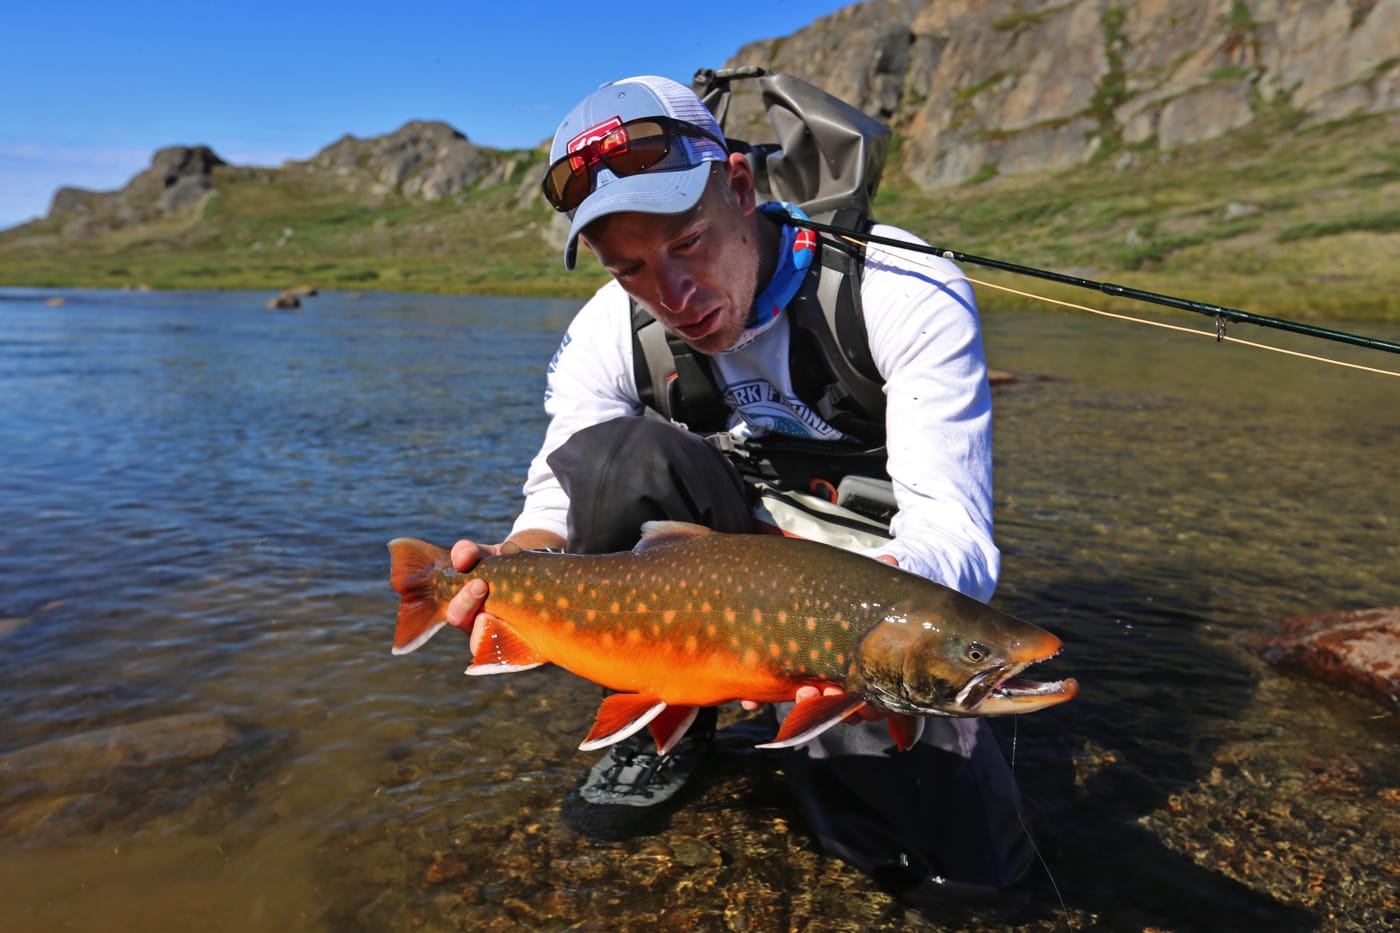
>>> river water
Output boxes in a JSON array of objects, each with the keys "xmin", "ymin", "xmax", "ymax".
[{"xmin": 0, "ymin": 287, "xmax": 1395, "ymax": 931}]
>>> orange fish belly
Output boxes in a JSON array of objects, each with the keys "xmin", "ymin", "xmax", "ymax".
[{"xmin": 478, "ymin": 564, "xmax": 860, "ymax": 706}]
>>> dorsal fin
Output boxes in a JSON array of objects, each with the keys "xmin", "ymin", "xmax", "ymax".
[{"xmin": 635, "ymin": 521, "xmax": 715, "ymax": 553}]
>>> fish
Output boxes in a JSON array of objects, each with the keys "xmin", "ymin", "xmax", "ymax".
[{"xmin": 387, "ymin": 522, "xmax": 1077, "ymax": 754}]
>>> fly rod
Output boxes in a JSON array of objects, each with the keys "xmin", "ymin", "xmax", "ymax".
[{"xmin": 789, "ymin": 214, "xmax": 1400, "ymax": 356}]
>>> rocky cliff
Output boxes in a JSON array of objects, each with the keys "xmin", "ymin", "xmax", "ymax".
[
  {"xmin": 30, "ymin": 0, "xmax": 1400, "ymax": 235},
  {"xmin": 722, "ymin": 0, "xmax": 1398, "ymax": 188}
]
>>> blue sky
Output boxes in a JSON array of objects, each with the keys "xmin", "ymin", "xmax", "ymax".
[{"xmin": 0, "ymin": 0, "xmax": 856, "ymax": 230}]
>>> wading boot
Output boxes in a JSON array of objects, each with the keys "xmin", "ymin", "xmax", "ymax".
[{"xmin": 560, "ymin": 706, "xmax": 717, "ymax": 840}]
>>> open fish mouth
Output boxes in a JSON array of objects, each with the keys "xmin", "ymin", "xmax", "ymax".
[{"xmin": 956, "ymin": 662, "xmax": 1079, "ymax": 715}]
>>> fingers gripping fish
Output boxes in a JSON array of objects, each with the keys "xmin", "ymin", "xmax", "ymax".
[{"xmin": 387, "ymin": 522, "xmax": 1077, "ymax": 755}]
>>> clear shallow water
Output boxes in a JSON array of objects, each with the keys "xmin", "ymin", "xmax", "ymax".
[{"xmin": 0, "ymin": 288, "xmax": 1396, "ymax": 931}]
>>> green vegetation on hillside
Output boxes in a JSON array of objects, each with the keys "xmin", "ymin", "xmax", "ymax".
[
  {"xmin": 1, "ymin": 111, "xmax": 1396, "ymax": 321},
  {"xmin": 875, "ymin": 111, "xmax": 1400, "ymax": 321}
]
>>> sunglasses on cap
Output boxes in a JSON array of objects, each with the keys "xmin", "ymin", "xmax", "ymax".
[{"xmin": 541, "ymin": 116, "xmax": 727, "ymax": 213}]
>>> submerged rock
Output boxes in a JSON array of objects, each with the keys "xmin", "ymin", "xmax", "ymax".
[
  {"xmin": 1247, "ymin": 606, "xmax": 1399, "ymax": 711},
  {"xmin": 0, "ymin": 712, "xmax": 243, "ymax": 841}
]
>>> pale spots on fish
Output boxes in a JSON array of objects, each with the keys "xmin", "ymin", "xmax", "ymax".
[
  {"xmin": 627, "ymin": 629, "xmax": 642, "ymax": 646},
  {"xmin": 684, "ymin": 635, "xmax": 698, "ymax": 653},
  {"xmin": 663, "ymin": 610, "xmax": 677, "ymax": 625},
  {"xmin": 743, "ymin": 648, "xmax": 758, "ymax": 666}
]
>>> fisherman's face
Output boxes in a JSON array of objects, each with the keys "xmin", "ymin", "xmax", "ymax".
[{"xmin": 581, "ymin": 154, "xmax": 774, "ymax": 355}]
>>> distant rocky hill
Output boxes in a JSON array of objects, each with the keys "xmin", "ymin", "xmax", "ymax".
[
  {"xmin": 20, "ymin": 0, "xmax": 1400, "ymax": 241},
  {"xmin": 46, "ymin": 145, "xmax": 230, "ymax": 238},
  {"xmin": 41, "ymin": 120, "xmax": 533, "ymax": 240},
  {"xmin": 303, "ymin": 120, "xmax": 533, "ymax": 201}
]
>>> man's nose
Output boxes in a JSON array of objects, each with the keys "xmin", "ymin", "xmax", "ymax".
[{"xmin": 655, "ymin": 263, "xmax": 694, "ymax": 314}]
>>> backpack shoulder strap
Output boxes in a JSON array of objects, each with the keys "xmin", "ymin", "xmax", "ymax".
[
  {"xmin": 630, "ymin": 299, "xmax": 729, "ymax": 432},
  {"xmin": 787, "ymin": 208, "xmax": 886, "ymax": 443}
]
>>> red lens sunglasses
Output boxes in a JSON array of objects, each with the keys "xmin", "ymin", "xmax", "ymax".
[{"xmin": 541, "ymin": 116, "xmax": 727, "ymax": 213}]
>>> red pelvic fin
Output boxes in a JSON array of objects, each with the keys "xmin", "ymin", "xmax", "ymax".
[
  {"xmin": 387, "ymin": 537, "xmax": 455, "ymax": 655},
  {"xmin": 885, "ymin": 713, "xmax": 926, "ymax": 752},
  {"xmin": 647, "ymin": 705, "xmax": 699, "ymax": 754},
  {"xmin": 578, "ymin": 694, "xmax": 668, "ymax": 751},
  {"xmin": 465, "ymin": 617, "xmax": 547, "ymax": 675},
  {"xmin": 756, "ymin": 693, "xmax": 869, "ymax": 750}
]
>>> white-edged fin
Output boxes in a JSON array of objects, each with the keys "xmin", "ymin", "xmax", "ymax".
[
  {"xmin": 465, "ymin": 660, "xmax": 547, "ymax": 676},
  {"xmin": 649, "ymin": 705, "xmax": 699, "ymax": 755},
  {"xmin": 756, "ymin": 694, "xmax": 869, "ymax": 749},
  {"xmin": 885, "ymin": 712, "xmax": 925, "ymax": 751},
  {"xmin": 578, "ymin": 694, "xmax": 669, "ymax": 751},
  {"xmin": 391, "ymin": 619, "xmax": 446, "ymax": 656},
  {"xmin": 635, "ymin": 521, "xmax": 714, "ymax": 553}
]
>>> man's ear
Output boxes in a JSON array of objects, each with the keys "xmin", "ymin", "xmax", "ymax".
[{"xmin": 724, "ymin": 152, "xmax": 759, "ymax": 214}]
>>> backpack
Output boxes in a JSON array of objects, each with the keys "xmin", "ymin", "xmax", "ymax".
[{"xmin": 630, "ymin": 68, "xmax": 892, "ymax": 462}]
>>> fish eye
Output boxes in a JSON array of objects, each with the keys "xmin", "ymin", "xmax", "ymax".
[{"xmin": 964, "ymin": 642, "xmax": 990, "ymax": 664}]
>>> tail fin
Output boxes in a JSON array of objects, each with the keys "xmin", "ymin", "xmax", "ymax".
[{"xmin": 387, "ymin": 537, "xmax": 458, "ymax": 655}]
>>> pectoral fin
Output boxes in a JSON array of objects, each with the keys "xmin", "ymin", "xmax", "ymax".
[
  {"xmin": 885, "ymin": 713, "xmax": 925, "ymax": 752},
  {"xmin": 578, "ymin": 694, "xmax": 668, "ymax": 751},
  {"xmin": 756, "ymin": 694, "xmax": 869, "ymax": 749}
]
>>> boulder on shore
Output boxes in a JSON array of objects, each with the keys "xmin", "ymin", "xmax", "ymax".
[{"xmin": 1247, "ymin": 606, "xmax": 1399, "ymax": 711}]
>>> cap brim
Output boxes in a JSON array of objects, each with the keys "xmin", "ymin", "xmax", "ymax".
[{"xmin": 563, "ymin": 161, "xmax": 714, "ymax": 270}]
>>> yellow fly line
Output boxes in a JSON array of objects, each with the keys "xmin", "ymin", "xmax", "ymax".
[{"xmin": 850, "ymin": 235, "xmax": 1400, "ymax": 380}]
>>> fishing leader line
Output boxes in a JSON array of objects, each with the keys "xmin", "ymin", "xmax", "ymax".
[
  {"xmin": 960, "ymin": 275, "xmax": 1400, "ymax": 379},
  {"xmin": 1009, "ymin": 717, "xmax": 1072, "ymax": 927},
  {"xmin": 792, "ymin": 215, "xmax": 1400, "ymax": 378}
]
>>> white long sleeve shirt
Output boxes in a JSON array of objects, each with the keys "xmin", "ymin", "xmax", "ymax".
[{"xmin": 511, "ymin": 223, "xmax": 1000, "ymax": 602}]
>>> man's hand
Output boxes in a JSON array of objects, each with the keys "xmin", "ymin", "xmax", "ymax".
[
  {"xmin": 740, "ymin": 684, "xmax": 884, "ymax": 721},
  {"xmin": 445, "ymin": 530, "xmax": 565, "ymax": 655}
]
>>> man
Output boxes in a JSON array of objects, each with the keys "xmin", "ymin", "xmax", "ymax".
[{"xmin": 444, "ymin": 75, "xmax": 1032, "ymax": 898}]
